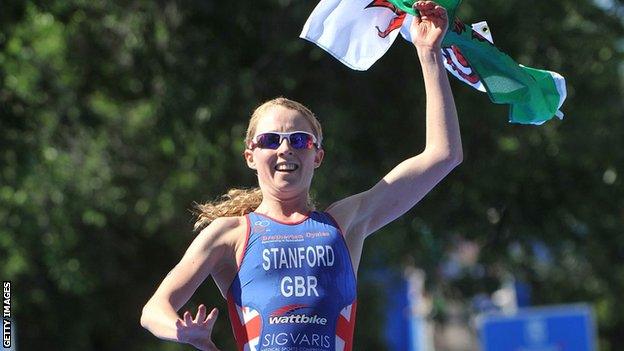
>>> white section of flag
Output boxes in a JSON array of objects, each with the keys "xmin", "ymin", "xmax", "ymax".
[
  {"xmin": 299, "ymin": 0, "xmax": 494, "ymax": 93},
  {"xmin": 550, "ymin": 70, "xmax": 567, "ymax": 118},
  {"xmin": 300, "ymin": 0, "xmax": 404, "ymax": 71},
  {"xmin": 471, "ymin": 21, "xmax": 493, "ymax": 43}
]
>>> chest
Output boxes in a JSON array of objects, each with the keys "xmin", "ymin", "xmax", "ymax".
[{"xmin": 230, "ymin": 213, "xmax": 357, "ymax": 310}]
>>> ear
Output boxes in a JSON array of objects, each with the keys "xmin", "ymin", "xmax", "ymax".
[
  {"xmin": 244, "ymin": 149, "xmax": 256, "ymax": 170},
  {"xmin": 313, "ymin": 148, "xmax": 325, "ymax": 168}
]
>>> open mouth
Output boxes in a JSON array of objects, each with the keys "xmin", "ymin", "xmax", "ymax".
[{"xmin": 274, "ymin": 162, "xmax": 299, "ymax": 172}]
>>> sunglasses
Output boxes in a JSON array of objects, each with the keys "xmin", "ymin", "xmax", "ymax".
[{"xmin": 249, "ymin": 131, "xmax": 320, "ymax": 150}]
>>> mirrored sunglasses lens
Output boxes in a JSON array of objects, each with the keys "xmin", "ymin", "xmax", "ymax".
[
  {"xmin": 257, "ymin": 133, "xmax": 281, "ymax": 149},
  {"xmin": 290, "ymin": 133, "xmax": 314, "ymax": 149}
]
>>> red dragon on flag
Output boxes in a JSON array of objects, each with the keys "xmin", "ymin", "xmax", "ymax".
[{"xmin": 365, "ymin": 0, "xmax": 407, "ymax": 38}]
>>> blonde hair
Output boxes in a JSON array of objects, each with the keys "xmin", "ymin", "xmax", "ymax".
[
  {"xmin": 244, "ymin": 97, "xmax": 323, "ymax": 149},
  {"xmin": 193, "ymin": 97, "xmax": 322, "ymax": 232}
]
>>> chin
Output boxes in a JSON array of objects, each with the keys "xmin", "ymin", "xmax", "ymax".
[
  {"xmin": 260, "ymin": 171, "xmax": 311, "ymax": 192},
  {"xmin": 271, "ymin": 176, "xmax": 308, "ymax": 193},
  {"xmin": 273, "ymin": 180, "xmax": 303, "ymax": 192}
]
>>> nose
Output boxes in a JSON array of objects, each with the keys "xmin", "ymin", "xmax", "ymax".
[{"xmin": 276, "ymin": 137, "xmax": 294, "ymax": 155}]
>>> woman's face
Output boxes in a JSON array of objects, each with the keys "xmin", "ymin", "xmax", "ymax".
[{"xmin": 244, "ymin": 105, "xmax": 324, "ymax": 199}]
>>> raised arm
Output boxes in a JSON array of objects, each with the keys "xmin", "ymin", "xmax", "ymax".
[
  {"xmin": 140, "ymin": 217, "xmax": 242, "ymax": 350},
  {"xmin": 327, "ymin": 1, "xmax": 462, "ymax": 239}
]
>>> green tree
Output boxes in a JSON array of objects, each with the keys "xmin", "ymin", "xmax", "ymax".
[{"xmin": 1, "ymin": 0, "xmax": 622, "ymax": 350}]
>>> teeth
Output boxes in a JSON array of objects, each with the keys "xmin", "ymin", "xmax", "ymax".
[{"xmin": 275, "ymin": 163, "xmax": 298, "ymax": 171}]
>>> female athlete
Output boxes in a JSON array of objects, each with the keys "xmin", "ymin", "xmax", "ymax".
[{"xmin": 141, "ymin": 2, "xmax": 461, "ymax": 350}]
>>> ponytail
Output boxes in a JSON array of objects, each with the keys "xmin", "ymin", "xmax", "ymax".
[
  {"xmin": 193, "ymin": 187, "xmax": 317, "ymax": 232},
  {"xmin": 193, "ymin": 187, "xmax": 263, "ymax": 232}
]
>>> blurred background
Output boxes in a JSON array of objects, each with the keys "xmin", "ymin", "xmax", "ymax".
[{"xmin": 1, "ymin": 0, "xmax": 623, "ymax": 350}]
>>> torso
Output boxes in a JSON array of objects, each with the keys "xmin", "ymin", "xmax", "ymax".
[
  {"xmin": 212, "ymin": 211, "xmax": 364, "ymax": 299},
  {"xmin": 216, "ymin": 211, "xmax": 360, "ymax": 351}
]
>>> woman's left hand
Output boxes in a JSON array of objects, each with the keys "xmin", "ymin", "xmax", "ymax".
[
  {"xmin": 409, "ymin": 1, "xmax": 449, "ymax": 49},
  {"xmin": 176, "ymin": 305, "xmax": 221, "ymax": 351}
]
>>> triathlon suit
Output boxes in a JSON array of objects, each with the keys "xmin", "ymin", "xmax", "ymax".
[{"xmin": 227, "ymin": 211, "xmax": 358, "ymax": 351}]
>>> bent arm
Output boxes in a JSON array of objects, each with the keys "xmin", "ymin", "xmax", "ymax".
[
  {"xmin": 328, "ymin": 5, "xmax": 462, "ymax": 238},
  {"xmin": 356, "ymin": 48, "xmax": 464, "ymax": 232},
  {"xmin": 140, "ymin": 217, "xmax": 236, "ymax": 342},
  {"xmin": 418, "ymin": 47, "xmax": 462, "ymax": 164}
]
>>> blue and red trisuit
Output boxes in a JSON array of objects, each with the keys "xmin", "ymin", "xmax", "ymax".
[{"xmin": 227, "ymin": 211, "xmax": 358, "ymax": 351}]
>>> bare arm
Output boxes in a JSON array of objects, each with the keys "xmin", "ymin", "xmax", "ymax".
[
  {"xmin": 327, "ymin": 1, "xmax": 462, "ymax": 238},
  {"xmin": 140, "ymin": 217, "xmax": 241, "ymax": 349}
]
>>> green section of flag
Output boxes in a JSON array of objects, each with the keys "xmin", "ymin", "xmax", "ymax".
[
  {"xmin": 509, "ymin": 65, "xmax": 564, "ymax": 124},
  {"xmin": 442, "ymin": 23, "xmax": 564, "ymax": 124},
  {"xmin": 388, "ymin": 0, "xmax": 461, "ymax": 22}
]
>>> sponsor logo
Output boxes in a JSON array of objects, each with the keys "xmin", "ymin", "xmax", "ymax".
[
  {"xmin": 252, "ymin": 220, "xmax": 271, "ymax": 234},
  {"xmin": 262, "ymin": 332, "xmax": 331, "ymax": 348},
  {"xmin": 269, "ymin": 305, "xmax": 327, "ymax": 326},
  {"xmin": 268, "ymin": 313, "xmax": 328, "ymax": 325},
  {"xmin": 270, "ymin": 304, "xmax": 308, "ymax": 316},
  {"xmin": 305, "ymin": 231, "xmax": 330, "ymax": 239},
  {"xmin": 261, "ymin": 234, "xmax": 305, "ymax": 243}
]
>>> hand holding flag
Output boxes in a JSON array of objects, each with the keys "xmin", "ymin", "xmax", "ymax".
[
  {"xmin": 300, "ymin": 0, "xmax": 568, "ymax": 125},
  {"xmin": 410, "ymin": 1, "xmax": 448, "ymax": 49}
]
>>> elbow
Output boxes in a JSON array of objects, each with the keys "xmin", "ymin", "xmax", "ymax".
[
  {"xmin": 443, "ymin": 154, "xmax": 462, "ymax": 171},
  {"xmin": 427, "ymin": 148, "xmax": 463, "ymax": 169},
  {"xmin": 450, "ymin": 150, "xmax": 463, "ymax": 167},
  {"xmin": 140, "ymin": 304, "xmax": 153, "ymax": 329}
]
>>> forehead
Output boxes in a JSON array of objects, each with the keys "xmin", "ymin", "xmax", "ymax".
[{"xmin": 255, "ymin": 105, "xmax": 314, "ymax": 134}]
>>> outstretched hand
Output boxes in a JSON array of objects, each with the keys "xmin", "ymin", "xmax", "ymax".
[
  {"xmin": 176, "ymin": 304, "xmax": 221, "ymax": 351},
  {"xmin": 409, "ymin": 1, "xmax": 448, "ymax": 49}
]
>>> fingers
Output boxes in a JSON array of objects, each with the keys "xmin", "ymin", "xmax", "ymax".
[
  {"xmin": 433, "ymin": 5, "xmax": 447, "ymax": 19},
  {"xmin": 413, "ymin": 1, "xmax": 447, "ymax": 19},
  {"xmin": 204, "ymin": 308, "xmax": 219, "ymax": 327},
  {"xmin": 181, "ymin": 305, "xmax": 218, "ymax": 329},
  {"xmin": 194, "ymin": 304, "xmax": 207, "ymax": 324},
  {"xmin": 184, "ymin": 310, "xmax": 193, "ymax": 325},
  {"xmin": 414, "ymin": 1, "xmax": 434, "ymax": 12},
  {"xmin": 413, "ymin": 14, "xmax": 422, "ymax": 25}
]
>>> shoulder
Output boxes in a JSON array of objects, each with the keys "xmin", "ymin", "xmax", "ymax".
[
  {"xmin": 195, "ymin": 216, "xmax": 248, "ymax": 250},
  {"xmin": 207, "ymin": 216, "xmax": 247, "ymax": 232}
]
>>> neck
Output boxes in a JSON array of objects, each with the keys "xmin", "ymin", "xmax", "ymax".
[{"xmin": 254, "ymin": 192, "xmax": 311, "ymax": 222}]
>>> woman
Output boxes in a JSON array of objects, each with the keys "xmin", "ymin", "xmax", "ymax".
[{"xmin": 140, "ymin": 1, "xmax": 461, "ymax": 350}]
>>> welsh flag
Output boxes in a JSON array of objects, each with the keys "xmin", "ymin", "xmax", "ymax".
[
  {"xmin": 300, "ymin": 0, "xmax": 410, "ymax": 70},
  {"xmin": 300, "ymin": 0, "xmax": 567, "ymax": 125}
]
